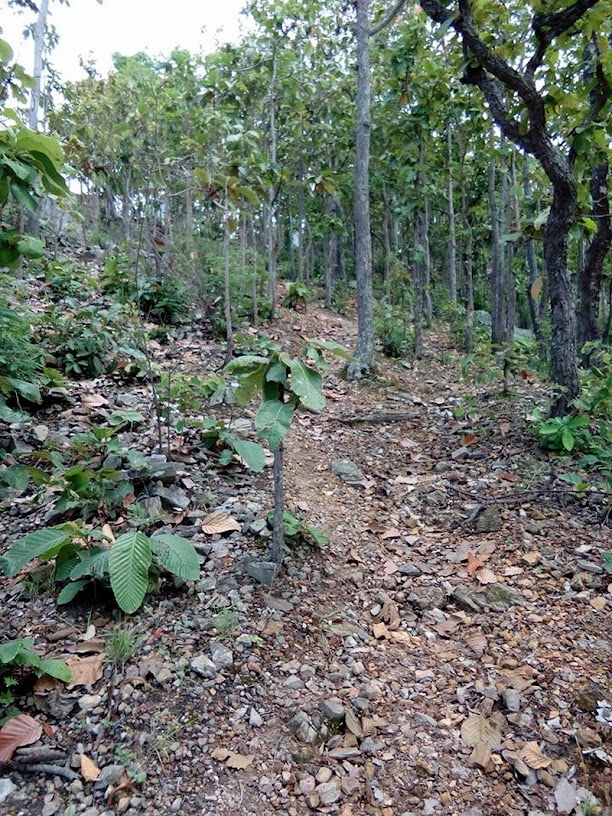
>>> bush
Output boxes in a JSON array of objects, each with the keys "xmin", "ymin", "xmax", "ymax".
[
  {"xmin": 375, "ymin": 302, "xmax": 410, "ymax": 357},
  {"xmin": 137, "ymin": 277, "xmax": 189, "ymax": 324}
]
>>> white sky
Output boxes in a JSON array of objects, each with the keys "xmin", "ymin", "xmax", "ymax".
[{"xmin": 2, "ymin": 0, "xmax": 248, "ymax": 80}]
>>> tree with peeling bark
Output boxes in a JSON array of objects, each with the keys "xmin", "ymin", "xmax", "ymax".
[{"xmin": 418, "ymin": 0, "xmax": 609, "ymax": 415}]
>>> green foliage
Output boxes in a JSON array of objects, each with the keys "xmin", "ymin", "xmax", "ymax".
[
  {"xmin": 184, "ymin": 416, "xmax": 266, "ymax": 472},
  {"xmin": 161, "ymin": 372, "xmax": 225, "ymax": 413},
  {"xmin": 265, "ymin": 510, "xmax": 328, "ymax": 548},
  {"xmin": 41, "ymin": 259, "xmax": 95, "ymax": 300},
  {"xmin": 0, "ymin": 525, "xmax": 200, "ymax": 615},
  {"xmin": 330, "ymin": 281, "xmax": 350, "ymax": 315},
  {"xmin": 603, "ymin": 552, "xmax": 612, "ymax": 574},
  {"xmin": 536, "ymin": 414, "xmax": 591, "ymax": 454},
  {"xmin": 283, "ymin": 280, "xmax": 313, "ymax": 310},
  {"xmin": 0, "ymin": 638, "xmax": 71, "ymax": 709},
  {"xmin": 137, "ymin": 277, "xmax": 189, "ymax": 324},
  {"xmin": 374, "ymin": 302, "xmax": 410, "ymax": 358},
  {"xmin": 101, "ymin": 253, "xmax": 137, "ymax": 302}
]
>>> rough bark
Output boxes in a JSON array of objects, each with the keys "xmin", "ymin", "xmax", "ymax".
[
  {"xmin": 446, "ymin": 127, "xmax": 458, "ymax": 304},
  {"xmin": 461, "ymin": 183, "xmax": 474, "ymax": 353},
  {"xmin": 270, "ymin": 443, "xmax": 285, "ymax": 564}
]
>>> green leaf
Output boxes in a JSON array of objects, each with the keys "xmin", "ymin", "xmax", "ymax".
[
  {"xmin": 255, "ymin": 400, "xmax": 294, "ymax": 451},
  {"xmin": 0, "ymin": 528, "xmax": 71, "ymax": 577},
  {"xmin": 9, "ymin": 180, "xmax": 38, "ymax": 212},
  {"xmin": 306, "ymin": 338, "xmax": 353, "ymax": 360},
  {"xmin": 0, "ymin": 640, "xmax": 23, "ymax": 664},
  {"xmin": 150, "ymin": 534, "xmax": 200, "ymax": 581},
  {"xmin": 38, "ymin": 658, "xmax": 71, "ymax": 682},
  {"xmin": 70, "ymin": 548, "xmax": 110, "ymax": 580},
  {"xmin": 1, "ymin": 464, "xmax": 30, "ymax": 491},
  {"xmin": 225, "ymin": 355, "xmax": 270, "ymax": 371},
  {"xmin": 305, "ymin": 524, "xmax": 328, "ymax": 547},
  {"xmin": 0, "ymin": 39, "xmax": 14, "ymax": 64},
  {"xmin": 54, "ymin": 543, "xmax": 79, "ymax": 581},
  {"xmin": 561, "ymin": 429, "xmax": 575, "ymax": 452},
  {"xmin": 266, "ymin": 361, "xmax": 288, "ymax": 383},
  {"xmin": 603, "ymin": 552, "xmax": 612, "ymax": 574},
  {"xmin": 108, "ymin": 532, "xmax": 152, "ymax": 614},
  {"xmin": 219, "ymin": 448, "xmax": 233, "ymax": 465},
  {"xmin": 6, "ymin": 377, "xmax": 41, "ymax": 403},
  {"xmin": 234, "ymin": 366, "xmax": 266, "ymax": 406},
  {"xmin": 280, "ymin": 355, "xmax": 325, "ymax": 411},
  {"xmin": 230, "ymin": 438, "xmax": 266, "ymax": 472},
  {"xmin": 57, "ymin": 579, "xmax": 90, "ymax": 605}
]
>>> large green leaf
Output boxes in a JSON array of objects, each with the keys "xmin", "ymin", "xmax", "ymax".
[
  {"xmin": 280, "ymin": 354, "xmax": 325, "ymax": 411},
  {"xmin": 1, "ymin": 464, "xmax": 30, "ymax": 491},
  {"xmin": 225, "ymin": 355, "xmax": 270, "ymax": 371},
  {"xmin": 57, "ymin": 579, "xmax": 90, "ymax": 605},
  {"xmin": 38, "ymin": 658, "xmax": 71, "ymax": 682},
  {"xmin": 0, "ymin": 528, "xmax": 72, "ymax": 577},
  {"xmin": 305, "ymin": 339, "xmax": 353, "ymax": 360},
  {"xmin": 150, "ymin": 534, "xmax": 200, "ymax": 581},
  {"xmin": 15, "ymin": 130, "xmax": 64, "ymax": 167},
  {"xmin": 230, "ymin": 438, "xmax": 266, "ymax": 472},
  {"xmin": 234, "ymin": 366, "xmax": 266, "ymax": 406},
  {"xmin": 6, "ymin": 377, "xmax": 41, "ymax": 403},
  {"xmin": 108, "ymin": 532, "xmax": 152, "ymax": 614},
  {"xmin": 70, "ymin": 548, "xmax": 110, "ymax": 580},
  {"xmin": 9, "ymin": 180, "xmax": 37, "ymax": 212},
  {"xmin": 255, "ymin": 400, "xmax": 294, "ymax": 451}
]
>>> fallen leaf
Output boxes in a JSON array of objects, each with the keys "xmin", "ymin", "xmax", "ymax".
[
  {"xmin": 372, "ymin": 622, "xmax": 390, "ymax": 639},
  {"xmin": 368, "ymin": 521, "xmax": 387, "ymax": 534},
  {"xmin": 467, "ymin": 741, "xmax": 492, "ymax": 769},
  {"xmin": 345, "ymin": 709, "xmax": 363, "ymax": 738},
  {"xmin": 462, "ymin": 433, "xmax": 477, "ymax": 446},
  {"xmin": 554, "ymin": 777, "xmax": 577, "ymax": 814},
  {"xmin": 590, "ymin": 596, "xmax": 607, "ymax": 611},
  {"xmin": 66, "ymin": 654, "xmax": 105, "ymax": 689},
  {"xmin": 381, "ymin": 528, "xmax": 402, "ymax": 540},
  {"xmin": 467, "ymin": 551, "xmax": 483, "ymax": 577},
  {"xmin": 503, "ymin": 566, "xmax": 524, "ymax": 576},
  {"xmin": 460, "ymin": 715, "xmax": 502, "ymax": 749},
  {"xmin": 466, "ymin": 631, "xmax": 488, "ymax": 656},
  {"xmin": 520, "ymin": 741, "xmax": 551, "ymax": 769},
  {"xmin": 476, "ymin": 567, "xmax": 497, "ymax": 584},
  {"xmin": 202, "ymin": 512, "xmax": 241, "ymax": 534},
  {"xmin": 211, "ymin": 747, "xmax": 231, "ymax": 761},
  {"xmin": 82, "ymin": 624, "xmax": 96, "ymax": 641},
  {"xmin": 211, "ymin": 747, "xmax": 253, "ymax": 769},
  {"xmin": 0, "ymin": 714, "xmax": 43, "ymax": 762},
  {"xmin": 80, "ymin": 753, "xmax": 101, "ymax": 781}
]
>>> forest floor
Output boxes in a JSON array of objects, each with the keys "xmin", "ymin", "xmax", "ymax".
[{"xmin": 0, "ymin": 276, "xmax": 611, "ymax": 816}]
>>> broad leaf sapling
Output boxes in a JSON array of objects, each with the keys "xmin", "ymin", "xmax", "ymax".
[{"xmin": 226, "ymin": 338, "xmax": 351, "ymax": 565}]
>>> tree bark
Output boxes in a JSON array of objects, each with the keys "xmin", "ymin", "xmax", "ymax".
[
  {"xmin": 28, "ymin": 0, "xmax": 49, "ymax": 131},
  {"xmin": 270, "ymin": 443, "xmax": 285, "ymax": 564},
  {"xmin": 446, "ymin": 127, "xmax": 458, "ymax": 304}
]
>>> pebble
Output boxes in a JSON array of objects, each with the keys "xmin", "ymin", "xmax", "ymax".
[
  {"xmin": 316, "ymin": 781, "xmax": 341, "ymax": 805},
  {"xmin": 320, "ymin": 697, "xmax": 345, "ymax": 721},
  {"xmin": 78, "ymin": 694, "xmax": 103, "ymax": 711},
  {"xmin": 288, "ymin": 711, "xmax": 318, "ymax": 744},
  {"xmin": 42, "ymin": 802, "xmax": 60, "ymax": 816},
  {"xmin": 94, "ymin": 764, "xmax": 125, "ymax": 790},
  {"xmin": 190, "ymin": 655, "xmax": 218, "ymax": 679},
  {"xmin": 249, "ymin": 708, "xmax": 263, "ymax": 727},
  {"xmin": 210, "ymin": 643, "xmax": 233, "ymax": 669},
  {"xmin": 285, "ymin": 676, "xmax": 305, "ymax": 690},
  {"xmin": 504, "ymin": 689, "xmax": 521, "ymax": 712},
  {"xmin": 0, "ymin": 778, "xmax": 17, "ymax": 803},
  {"xmin": 315, "ymin": 768, "xmax": 333, "ymax": 784}
]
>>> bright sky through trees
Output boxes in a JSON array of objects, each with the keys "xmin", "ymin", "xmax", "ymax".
[{"xmin": 2, "ymin": 0, "xmax": 246, "ymax": 79}]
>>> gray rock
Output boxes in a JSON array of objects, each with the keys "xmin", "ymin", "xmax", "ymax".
[
  {"xmin": 504, "ymin": 689, "xmax": 522, "ymax": 712},
  {"xmin": 285, "ymin": 676, "xmax": 305, "ymax": 690},
  {"xmin": 288, "ymin": 711, "xmax": 318, "ymax": 744},
  {"xmin": 94, "ymin": 764, "xmax": 124, "ymax": 790},
  {"xmin": 210, "ymin": 643, "xmax": 233, "ymax": 669},
  {"xmin": 190, "ymin": 655, "xmax": 217, "ymax": 679},
  {"xmin": 244, "ymin": 560, "xmax": 277, "ymax": 586},
  {"xmin": 0, "ymin": 778, "xmax": 17, "ymax": 804},
  {"xmin": 452, "ymin": 583, "xmax": 520, "ymax": 612},
  {"xmin": 475, "ymin": 506, "xmax": 503, "ymax": 533},
  {"xmin": 331, "ymin": 459, "xmax": 365, "ymax": 485},
  {"xmin": 407, "ymin": 586, "xmax": 446, "ymax": 611},
  {"xmin": 42, "ymin": 802, "xmax": 60, "ymax": 816},
  {"xmin": 78, "ymin": 694, "xmax": 102, "ymax": 711},
  {"xmin": 398, "ymin": 562, "xmax": 423, "ymax": 577},
  {"xmin": 249, "ymin": 708, "xmax": 263, "ymax": 727},
  {"xmin": 576, "ymin": 560, "xmax": 604, "ymax": 574},
  {"xmin": 474, "ymin": 310, "xmax": 492, "ymax": 326},
  {"xmin": 152, "ymin": 485, "xmax": 190, "ymax": 510},
  {"xmin": 320, "ymin": 697, "xmax": 345, "ymax": 721},
  {"xmin": 316, "ymin": 781, "xmax": 341, "ymax": 805}
]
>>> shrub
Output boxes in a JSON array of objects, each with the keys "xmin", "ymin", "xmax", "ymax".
[{"xmin": 375, "ymin": 302, "xmax": 410, "ymax": 358}]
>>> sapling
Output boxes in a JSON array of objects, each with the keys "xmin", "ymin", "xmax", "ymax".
[{"xmin": 226, "ymin": 338, "xmax": 351, "ymax": 564}]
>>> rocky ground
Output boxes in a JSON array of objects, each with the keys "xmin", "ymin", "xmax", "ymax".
[{"xmin": 0, "ymin": 286, "xmax": 610, "ymax": 816}]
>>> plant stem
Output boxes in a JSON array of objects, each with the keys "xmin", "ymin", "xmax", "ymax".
[{"xmin": 270, "ymin": 442, "xmax": 285, "ymax": 563}]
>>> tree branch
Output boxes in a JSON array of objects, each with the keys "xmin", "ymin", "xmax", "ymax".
[
  {"xmin": 369, "ymin": 0, "xmax": 408, "ymax": 37},
  {"xmin": 528, "ymin": 0, "xmax": 600, "ymax": 75}
]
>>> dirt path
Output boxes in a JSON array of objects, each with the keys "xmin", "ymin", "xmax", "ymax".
[{"xmin": 1, "ymin": 299, "xmax": 610, "ymax": 816}]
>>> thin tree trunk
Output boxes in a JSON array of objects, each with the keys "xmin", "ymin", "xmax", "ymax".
[
  {"xmin": 412, "ymin": 213, "xmax": 423, "ymax": 357},
  {"xmin": 422, "ymin": 195, "xmax": 432, "ymax": 327},
  {"xmin": 28, "ymin": 0, "xmax": 49, "ymax": 130},
  {"xmin": 266, "ymin": 50, "xmax": 278, "ymax": 318},
  {"xmin": 270, "ymin": 443, "xmax": 285, "ymax": 564},
  {"xmin": 488, "ymin": 154, "xmax": 505, "ymax": 345},
  {"xmin": 501, "ymin": 141, "xmax": 515, "ymax": 340},
  {"xmin": 223, "ymin": 193, "xmax": 234, "ymax": 364},
  {"xmin": 523, "ymin": 157, "xmax": 547, "ymax": 358},
  {"xmin": 347, "ymin": 0, "xmax": 374, "ymax": 379},
  {"xmin": 446, "ymin": 127, "xmax": 457, "ymax": 304},
  {"xmin": 382, "ymin": 183, "xmax": 392, "ymax": 300},
  {"xmin": 461, "ymin": 184, "xmax": 474, "ymax": 353}
]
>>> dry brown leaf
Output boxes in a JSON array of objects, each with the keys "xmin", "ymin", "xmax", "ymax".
[
  {"xmin": 0, "ymin": 714, "xmax": 43, "ymax": 762},
  {"xmin": 33, "ymin": 675, "xmax": 56, "ymax": 693},
  {"xmin": 211, "ymin": 747, "xmax": 231, "ymax": 761},
  {"xmin": 368, "ymin": 521, "xmax": 387, "ymax": 534},
  {"xmin": 66, "ymin": 653, "xmax": 105, "ymax": 689},
  {"xmin": 389, "ymin": 630, "xmax": 413, "ymax": 644},
  {"xmin": 381, "ymin": 528, "xmax": 402, "ymax": 540},
  {"xmin": 372, "ymin": 622, "xmax": 390, "ymax": 639},
  {"xmin": 462, "ymin": 433, "xmax": 478, "ymax": 446},
  {"xmin": 589, "ymin": 596, "xmax": 607, "ymax": 611},
  {"xmin": 504, "ymin": 566, "xmax": 524, "ymax": 576},
  {"xmin": 476, "ymin": 567, "xmax": 497, "ymax": 585},
  {"xmin": 466, "ymin": 631, "xmax": 488, "ymax": 656},
  {"xmin": 82, "ymin": 624, "xmax": 96, "ymax": 641},
  {"xmin": 460, "ymin": 715, "xmax": 502, "ymax": 749},
  {"xmin": 345, "ymin": 709, "xmax": 363, "ymax": 738},
  {"xmin": 530, "ymin": 275, "xmax": 544, "ymax": 301},
  {"xmin": 80, "ymin": 753, "xmax": 101, "ymax": 781},
  {"xmin": 100, "ymin": 524, "xmax": 115, "ymax": 543},
  {"xmin": 202, "ymin": 512, "xmax": 241, "ymax": 534},
  {"xmin": 467, "ymin": 551, "xmax": 483, "ymax": 577},
  {"xmin": 211, "ymin": 747, "xmax": 253, "ymax": 769},
  {"xmin": 383, "ymin": 559, "xmax": 398, "ymax": 574},
  {"xmin": 520, "ymin": 741, "xmax": 551, "ymax": 769},
  {"xmin": 73, "ymin": 638, "xmax": 106, "ymax": 654},
  {"xmin": 467, "ymin": 742, "xmax": 492, "ymax": 769}
]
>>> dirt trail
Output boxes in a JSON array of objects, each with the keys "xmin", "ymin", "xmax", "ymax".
[{"xmin": 1, "ymin": 298, "xmax": 610, "ymax": 816}]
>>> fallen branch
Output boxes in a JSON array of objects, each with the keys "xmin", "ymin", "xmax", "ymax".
[{"xmin": 333, "ymin": 411, "xmax": 419, "ymax": 425}]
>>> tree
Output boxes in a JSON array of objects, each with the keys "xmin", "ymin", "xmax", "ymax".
[{"xmin": 419, "ymin": 0, "xmax": 609, "ymax": 414}]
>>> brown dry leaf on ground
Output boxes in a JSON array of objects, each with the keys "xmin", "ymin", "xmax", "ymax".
[
  {"xmin": 519, "ymin": 741, "xmax": 552, "ymax": 769},
  {"xmin": 66, "ymin": 654, "xmax": 105, "ymax": 688},
  {"xmin": 0, "ymin": 714, "xmax": 43, "ymax": 762},
  {"xmin": 201, "ymin": 512, "xmax": 241, "ymax": 534},
  {"xmin": 80, "ymin": 753, "xmax": 101, "ymax": 781},
  {"xmin": 211, "ymin": 747, "xmax": 254, "ymax": 769},
  {"xmin": 460, "ymin": 715, "xmax": 502, "ymax": 749}
]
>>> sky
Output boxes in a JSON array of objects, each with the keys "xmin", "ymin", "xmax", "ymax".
[{"xmin": 2, "ymin": 0, "xmax": 248, "ymax": 80}]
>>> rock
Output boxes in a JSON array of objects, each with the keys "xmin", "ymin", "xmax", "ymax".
[
  {"xmin": 474, "ymin": 310, "xmax": 492, "ymax": 326},
  {"xmin": 78, "ymin": 694, "xmax": 103, "ymax": 711},
  {"xmin": 33, "ymin": 424, "xmax": 50, "ymax": 442},
  {"xmin": 423, "ymin": 799, "xmax": 441, "ymax": 816},
  {"xmin": 504, "ymin": 689, "xmax": 521, "ymax": 712},
  {"xmin": 475, "ymin": 506, "xmax": 502, "ymax": 533},
  {"xmin": 244, "ymin": 560, "xmax": 276, "ymax": 586},
  {"xmin": 136, "ymin": 455, "xmax": 179, "ymax": 483},
  {"xmin": 320, "ymin": 697, "xmax": 345, "ymax": 721},
  {"xmin": 451, "ymin": 446, "xmax": 469, "ymax": 461},
  {"xmin": 452, "ymin": 583, "xmax": 520, "ymax": 612},
  {"xmin": 0, "ymin": 778, "xmax": 17, "ymax": 803},
  {"xmin": 407, "ymin": 586, "xmax": 446, "ymax": 611},
  {"xmin": 190, "ymin": 655, "xmax": 217, "ymax": 679},
  {"xmin": 285, "ymin": 676, "xmax": 304, "ymax": 690},
  {"xmin": 316, "ymin": 768, "xmax": 333, "ymax": 784},
  {"xmin": 262, "ymin": 594, "xmax": 293, "ymax": 612},
  {"xmin": 94, "ymin": 764, "xmax": 124, "ymax": 790},
  {"xmin": 288, "ymin": 711, "xmax": 317, "ymax": 744},
  {"xmin": 210, "ymin": 643, "xmax": 233, "ymax": 669},
  {"xmin": 298, "ymin": 775, "xmax": 316, "ymax": 795},
  {"xmin": 576, "ymin": 560, "xmax": 604, "ymax": 574},
  {"xmin": 574, "ymin": 681, "xmax": 609, "ymax": 712},
  {"xmin": 152, "ymin": 485, "xmax": 190, "ymax": 510},
  {"xmin": 331, "ymin": 459, "xmax": 365, "ymax": 485},
  {"xmin": 398, "ymin": 563, "xmax": 422, "ymax": 577},
  {"xmin": 316, "ymin": 781, "xmax": 341, "ymax": 805},
  {"xmin": 249, "ymin": 708, "xmax": 263, "ymax": 727}
]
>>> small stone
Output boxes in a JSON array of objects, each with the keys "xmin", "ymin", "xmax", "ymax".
[
  {"xmin": 331, "ymin": 459, "xmax": 365, "ymax": 485},
  {"xmin": 289, "ymin": 711, "xmax": 317, "ymax": 744},
  {"xmin": 316, "ymin": 768, "xmax": 333, "ymax": 784},
  {"xmin": 504, "ymin": 689, "xmax": 521, "ymax": 712},
  {"xmin": 316, "ymin": 781, "xmax": 341, "ymax": 805},
  {"xmin": 320, "ymin": 697, "xmax": 345, "ymax": 721},
  {"xmin": 244, "ymin": 560, "xmax": 276, "ymax": 586},
  {"xmin": 78, "ymin": 694, "xmax": 103, "ymax": 711},
  {"xmin": 249, "ymin": 708, "xmax": 263, "ymax": 727},
  {"xmin": 576, "ymin": 560, "xmax": 604, "ymax": 574},
  {"xmin": 152, "ymin": 485, "xmax": 190, "ymax": 510},
  {"xmin": 171, "ymin": 798, "xmax": 182, "ymax": 812},
  {"xmin": 341, "ymin": 777, "xmax": 361, "ymax": 796},
  {"xmin": 42, "ymin": 801, "xmax": 60, "ymax": 816},
  {"xmin": 94, "ymin": 764, "xmax": 124, "ymax": 790},
  {"xmin": 285, "ymin": 676, "xmax": 304, "ymax": 690},
  {"xmin": 33, "ymin": 424, "xmax": 50, "ymax": 442},
  {"xmin": 0, "ymin": 778, "xmax": 17, "ymax": 803},
  {"xmin": 423, "ymin": 799, "xmax": 441, "ymax": 815},
  {"xmin": 299, "ymin": 664, "xmax": 316, "ymax": 678},
  {"xmin": 407, "ymin": 586, "xmax": 446, "ymax": 611},
  {"xmin": 190, "ymin": 655, "xmax": 217, "ymax": 679},
  {"xmin": 299, "ymin": 775, "xmax": 316, "ymax": 795},
  {"xmin": 210, "ymin": 643, "xmax": 233, "ymax": 669},
  {"xmin": 398, "ymin": 563, "xmax": 422, "ymax": 577},
  {"xmin": 475, "ymin": 506, "xmax": 502, "ymax": 533}
]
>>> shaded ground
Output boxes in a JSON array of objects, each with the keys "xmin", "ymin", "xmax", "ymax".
[{"xmin": 1, "ymin": 288, "xmax": 610, "ymax": 816}]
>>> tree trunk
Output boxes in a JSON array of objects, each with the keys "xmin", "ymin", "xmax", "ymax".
[
  {"xmin": 488, "ymin": 155, "xmax": 505, "ymax": 345},
  {"xmin": 347, "ymin": 0, "xmax": 374, "ymax": 379},
  {"xmin": 446, "ymin": 127, "xmax": 457, "ymax": 304},
  {"xmin": 28, "ymin": 0, "xmax": 50, "ymax": 130},
  {"xmin": 382, "ymin": 183, "xmax": 392, "ymax": 300},
  {"xmin": 223, "ymin": 194, "xmax": 234, "ymax": 364},
  {"xmin": 266, "ymin": 51, "xmax": 278, "ymax": 319},
  {"xmin": 422, "ymin": 195, "xmax": 433, "ymax": 327},
  {"xmin": 461, "ymin": 184, "xmax": 474, "ymax": 353},
  {"xmin": 412, "ymin": 212, "xmax": 424, "ymax": 357},
  {"xmin": 523, "ymin": 157, "xmax": 547, "ymax": 358},
  {"xmin": 270, "ymin": 443, "xmax": 285, "ymax": 564}
]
